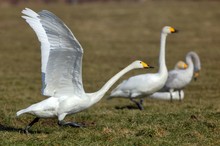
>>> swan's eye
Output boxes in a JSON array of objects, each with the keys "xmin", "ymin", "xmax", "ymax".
[{"xmin": 140, "ymin": 62, "xmax": 142, "ymax": 64}]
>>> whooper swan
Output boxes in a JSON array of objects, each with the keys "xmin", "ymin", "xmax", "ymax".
[
  {"xmin": 160, "ymin": 51, "xmax": 201, "ymax": 101},
  {"xmin": 149, "ymin": 61, "xmax": 187, "ymax": 100},
  {"xmin": 16, "ymin": 8, "xmax": 153, "ymax": 133},
  {"xmin": 109, "ymin": 26, "xmax": 178, "ymax": 110}
]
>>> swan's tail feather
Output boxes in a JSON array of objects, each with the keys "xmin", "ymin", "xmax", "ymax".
[{"xmin": 16, "ymin": 109, "xmax": 27, "ymax": 117}]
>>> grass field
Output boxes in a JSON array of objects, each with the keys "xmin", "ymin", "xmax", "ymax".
[{"xmin": 0, "ymin": 1, "xmax": 220, "ymax": 145}]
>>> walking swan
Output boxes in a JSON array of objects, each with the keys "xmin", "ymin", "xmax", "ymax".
[
  {"xmin": 109, "ymin": 26, "xmax": 178, "ymax": 110},
  {"xmin": 16, "ymin": 8, "xmax": 152, "ymax": 133}
]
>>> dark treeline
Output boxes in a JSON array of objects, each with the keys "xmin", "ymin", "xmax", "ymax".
[
  {"xmin": 0, "ymin": 0, "xmax": 144, "ymax": 5},
  {"xmin": 0, "ymin": 0, "xmax": 218, "ymax": 6}
]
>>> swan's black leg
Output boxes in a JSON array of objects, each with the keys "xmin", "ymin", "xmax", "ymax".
[
  {"xmin": 178, "ymin": 90, "xmax": 182, "ymax": 102},
  {"xmin": 24, "ymin": 117, "xmax": 40, "ymax": 134},
  {"xmin": 58, "ymin": 120, "xmax": 83, "ymax": 127},
  {"xmin": 130, "ymin": 98, "xmax": 144, "ymax": 110},
  {"xmin": 170, "ymin": 90, "xmax": 173, "ymax": 102},
  {"xmin": 140, "ymin": 99, "xmax": 144, "ymax": 105}
]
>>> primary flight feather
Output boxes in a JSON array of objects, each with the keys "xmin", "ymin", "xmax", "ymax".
[{"xmin": 16, "ymin": 8, "xmax": 153, "ymax": 133}]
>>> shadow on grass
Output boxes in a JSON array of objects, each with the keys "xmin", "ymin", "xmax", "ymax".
[
  {"xmin": 0, "ymin": 124, "xmax": 49, "ymax": 134},
  {"xmin": 115, "ymin": 105, "xmax": 140, "ymax": 110}
]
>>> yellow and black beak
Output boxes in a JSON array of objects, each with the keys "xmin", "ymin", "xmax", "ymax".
[
  {"xmin": 194, "ymin": 72, "xmax": 199, "ymax": 81},
  {"xmin": 170, "ymin": 27, "xmax": 178, "ymax": 33},
  {"xmin": 141, "ymin": 62, "xmax": 154, "ymax": 69}
]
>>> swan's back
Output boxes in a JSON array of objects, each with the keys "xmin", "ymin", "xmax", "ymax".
[
  {"xmin": 110, "ymin": 73, "xmax": 166, "ymax": 97},
  {"xmin": 164, "ymin": 69, "xmax": 193, "ymax": 90}
]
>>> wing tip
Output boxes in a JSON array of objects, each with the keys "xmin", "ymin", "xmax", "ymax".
[{"xmin": 21, "ymin": 7, "xmax": 39, "ymax": 18}]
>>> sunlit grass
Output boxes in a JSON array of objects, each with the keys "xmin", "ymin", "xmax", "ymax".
[{"xmin": 0, "ymin": 1, "xmax": 219, "ymax": 145}]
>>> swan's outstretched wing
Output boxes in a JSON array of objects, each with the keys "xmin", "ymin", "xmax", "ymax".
[{"xmin": 22, "ymin": 8, "xmax": 84, "ymax": 97}]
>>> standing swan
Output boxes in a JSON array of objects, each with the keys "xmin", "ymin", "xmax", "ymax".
[
  {"xmin": 16, "ymin": 8, "xmax": 153, "ymax": 133},
  {"xmin": 109, "ymin": 26, "xmax": 178, "ymax": 110},
  {"xmin": 161, "ymin": 51, "xmax": 201, "ymax": 101},
  {"xmin": 149, "ymin": 61, "xmax": 187, "ymax": 100}
]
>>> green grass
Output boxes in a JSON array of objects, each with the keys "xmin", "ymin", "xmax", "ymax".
[{"xmin": 0, "ymin": 1, "xmax": 220, "ymax": 145}]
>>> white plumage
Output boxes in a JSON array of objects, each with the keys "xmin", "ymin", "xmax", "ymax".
[
  {"xmin": 149, "ymin": 90, "xmax": 184, "ymax": 100},
  {"xmin": 109, "ymin": 26, "xmax": 178, "ymax": 110},
  {"xmin": 149, "ymin": 61, "xmax": 187, "ymax": 100},
  {"xmin": 17, "ymin": 8, "xmax": 152, "ymax": 133},
  {"xmin": 150, "ymin": 51, "xmax": 201, "ymax": 101},
  {"xmin": 161, "ymin": 51, "xmax": 201, "ymax": 100}
]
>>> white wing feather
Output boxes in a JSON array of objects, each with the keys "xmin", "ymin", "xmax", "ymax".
[{"xmin": 22, "ymin": 8, "xmax": 84, "ymax": 97}]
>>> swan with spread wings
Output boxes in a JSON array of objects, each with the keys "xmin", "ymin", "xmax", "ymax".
[{"xmin": 16, "ymin": 8, "xmax": 153, "ymax": 133}]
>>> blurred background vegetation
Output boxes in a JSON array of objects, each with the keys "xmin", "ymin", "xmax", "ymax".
[
  {"xmin": 1, "ymin": 0, "xmax": 144, "ymax": 5},
  {"xmin": 0, "ymin": 0, "xmax": 219, "ymax": 145},
  {"xmin": 0, "ymin": 0, "xmax": 218, "ymax": 6}
]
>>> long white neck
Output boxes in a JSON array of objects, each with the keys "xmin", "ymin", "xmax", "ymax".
[
  {"xmin": 158, "ymin": 33, "xmax": 168, "ymax": 74},
  {"xmin": 190, "ymin": 51, "xmax": 201, "ymax": 72},
  {"xmin": 186, "ymin": 53, "xmax": 194, "ymax": 72},
  {"xmin": 88, "ymin": 64, "xmax": 136, "ymax": 105}
]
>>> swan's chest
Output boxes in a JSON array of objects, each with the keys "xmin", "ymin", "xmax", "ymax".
[
  {"xmin": 58, "ymin": 96, "xmax": 91, "ymax": 115},
  {"xmin": 170, "ymin": 73, "xmax": 193, "ymax": 89},
  {"xmin": 142, "ymin": 74, "xmax": 168, "ymax": 93}
]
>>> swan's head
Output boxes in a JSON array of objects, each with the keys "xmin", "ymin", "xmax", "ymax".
[
  {"xmin": 175, "ymin": 61, "xmax": 188, "ymax": 70},
  {"xmin": 132, "ymin": 60, "xmax": 154, "ymax": 69},
  {"xmin": 162, "ymin": 26, "xmax": 178, "ymax": 34}
]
